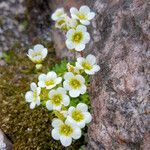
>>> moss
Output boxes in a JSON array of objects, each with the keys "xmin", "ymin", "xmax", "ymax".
[{"xmin": 0, "ymin": 46, "xmax": 84, "ymax": 149}]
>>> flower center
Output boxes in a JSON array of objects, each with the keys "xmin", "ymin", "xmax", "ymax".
[
  {"xmin": 69, "ymin": 78, "xmax": 81, "ymax": 89},
  {"xmin": 82, "ymin": 61, "xmax": 92, "ymax": 70},
  {"xmin": 45, "ymin": 79, "xmax": 54, "ymax": 86},
  {"xmin": 77, "ymin": 13, "xmax": 86, "ymax": 20},
  {"xmin": 51, "ymin": 94, "xmax": 62, "ymax": 106},
  {"xmin": 72, "ymin": 32, "xmax": 83, "ymax": 43},
  {"xmin": 59, "ymin": 124, "xmax": 73, "ymax": 136},
  {"xmin": 56, "ymin": 19, "xmax": 65, "ymax": 26},
  {"xmin": 72, "ymin": 109, "xmax": 84, "ymax": 122},
  {"xmin": 32, "ymin": 52, "xmax": 42, "ymax": 58},
  {"xmin": 40, "ymin": 88, "xmax": 49, "ymax": 101}
]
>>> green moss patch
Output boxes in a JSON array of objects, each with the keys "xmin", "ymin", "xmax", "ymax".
[{"xmin": 0, "ymin": 44, "xmax": 84, "ymax": 149}]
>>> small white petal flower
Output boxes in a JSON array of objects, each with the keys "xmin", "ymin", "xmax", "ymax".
[
  {"xmin": 67, "ymin": 103, "xmax": 92, "ymax": 128},
  {"xmin": 46, "ymin": 87, "xmax": 70, "ymax": 111},
  {"xmin": 27, "ymin": 44, "xmax": 48, "ymax": 64},
  {"xmin": 25, "ymin": 82, "xmax": 41, "ymax": 109},
  {"xmin": 66, "ymin": 25, "xmax": 90, "ymax": 51},
  {"xmin": 70, "ymin": 5, "xmax": 95, "ymax": 25},
  {"xmin": 76, "ymin": 54, "xmax": 100, "ymax": 75},
  {"xmin": 67, "ymin": 63, "xmax": 80, "ymax": 74},
  {"xmin": 51, "ymin": 8, "xmax": 66, "ymax": 21},
  {"xmin": 63, "ymin": 72, "xmax": 86, "ymax": 98},
  {"xmin": 55, "ymin": 16, "xmax": 78, "ymax": 30},
  {"xmin": 51, "ymin": 118, "xmax": 81, "ymax": 147},
  {"xmin": 38, "ymin": 71, "xmax": 62, "ymax": 89}
]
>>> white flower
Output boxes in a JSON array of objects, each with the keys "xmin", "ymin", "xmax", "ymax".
[
  {"xmin": 55, "ymin": 17, "xmax": 66, "ymax": 29},
  {"xmin": 70, "ymin": 5, "xmax": 95, "ymax": 25},
  {"xmin": 46, "ymin": 87, "xmax": 70, "ymax": 111},
  {"xmin": 63, "ymin": 72, "xmax": 86, "ymax": 98},
  {"xmin": 51, "ymin": 8, "xmax": 66, "ymax": 21},
  {"xmin": 67, "ymin": 103, "xmax": 92, "ymax": 128},
  {"xmin": 76, "ymin": 54, "xmax": 100, "ymax": 75},
  {"xmin": 67, "ymin": 63, "xmax": 79, "ymax": 74},
  {"xmin": 51, "ymin": 118, "xmax": 81, "ymax": 147},
  {"xmin": 38, "ymin": 71, "xmax": 62, "ymax": 89},
  {"xmin": 25, "ymin": 82, "xmax": 41, "ymax": 109},
  {"xmin": 66, "ymin": 25, "xmax": 90, "ymax": 51},
  {"xmin": 27, "ymin": 44, "xmax": 48, "ymax": 64},
  {"xmin": 55, "ymin": 16, "xmax": 78, "ymax": 30}
]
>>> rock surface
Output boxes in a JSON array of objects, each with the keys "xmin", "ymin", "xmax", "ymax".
[
  {"xmin": 0, "ymin": 130, "xmax": 12, "ymax": 150},
  {"xmin": 50, "ymin": 0, "xmax": 150, "ymax": 149}
]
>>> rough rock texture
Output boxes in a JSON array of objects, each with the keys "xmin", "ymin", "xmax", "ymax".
[
  {"xmin": 51, "ymin": 0, "xmax": 150, "ymax": 149},
  {"xmin": 0, "ymin": 130, "xmax": 12, "ymax": 150}
]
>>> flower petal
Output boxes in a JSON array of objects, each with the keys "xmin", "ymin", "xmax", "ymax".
[
  {"xmin": 86, "ymin": 54, "xmax": 96, "ymax": 65},
  {"xmin": 63, "ymin": 81, "xmax": 71, "ymax": 91},
  {"xmin": 66, "ymin": 29, "xmax": 75, "ymax": 39},
  {"xmin": 30, "ymin": 82, "xmax": 37, "ymax": 91},
  {"xmin": 68, "ymin": 106, "xmax": 75, "ymax": 115},
  {"xmin": 46, "ymin": 100, "xmax": 53, "ymax": 110},
  {"xmin": 62, "ymin": 95, "xmax": 70, "ymax": 106},
  {"xmin": 77, "ymin": 120, "xmax": 86, "ymax": 128},
  {"xmin": 57, "ymin": 87, "xmax": 66, "ymax": 94},
  {"xmin": 28, "ymin": 49, "xmax": 33, "ymax": 56},
  {"xmin": 34, "ymin": 44, "xmax": 44, "ymax": 51},
  {"xmin": 76, "ymin": 25, "xmax": 87, "ymax": 32},
  {"xmin": 72, "ymin": 127, "xmax": 81, "ymax": 139},
  {"xmin": 64, "ymin": 72, "xmax": 74, "ymax": 80},
  {"xmin": 36, "ymin": 97, "xmax": 40, "ymax": 106},
  {"xmin": 52, "ymin": 118, "xmax": 63, "ymax": 128},
  {"xmin": 41, "ymin": 48, "xmax": 48, "ymax": 59},
  {"xmin": 92, "ymin": 65, "xmax": 100, "ymax": 72},
  {"xmin": 38, "ymin": 74, "xmax": 46, "ymax": 81},
  {"xmin": 80, "ymin": 85, "xmax": 86, "ymax": 94},
  {"xmin": 25, "ymin": 91, "xmax": 33, "ymax": 102},
  {"xmin": 55, "ymin": 77, "xmax": 62, "ymax": 84},
  {"xmin": 76, "ymin": 75, "xmax": 85, "ymax": 83},
  {"xmin": 83, "ymin": 112, "xmax": 92, "ymax": 123},
  {"xmin": 79, "ymin": 5, "xmax": 90, "ymax": 14},
  {"xmin": 47, "ymin": 71, "xmax": 57, "ymax": 79},
  {"xmin": 38, "ymin": 81, "xmax": 45, "ymax": 87},
  {"xmin": 60, "ymin": 136, "xmax": 72, "ymax": 147},
  {"xmin": 87, "ymin": 12, "xmax": 95, "ymax": 20},
  {"xmin": 80, "ymin": 20, "xmax": 90, "ymax": 25},
  {"xmin": 30, "ymin": 102, "xmax": 36, "ymax": 109},
  {"xmin": 69, "ymin": 90, "xmax": 80, "ymax": 98},
  {"xmin": 52, "ymin": 129, "xmax": 60, "ymax": 140},
  {"xmin": 77, "ymin": 103, "xmax": 88, "ymax": 112},
  {"xmin": 75, "ymin": 43, "xmax": 85, "ymax": 51},
  {"xmin": 82, "ymin": 32, "xmax": 90, "ymax": 43},
  {"xmin": 70, "ymin": 7, "xmax": 78, "ymax": 15},
  {"xmin": 66, "ymin": 40, "xmax": 75, "ymax": 50}
]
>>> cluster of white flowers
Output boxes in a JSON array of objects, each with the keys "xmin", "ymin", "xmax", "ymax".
[
  {"xmin": 51, "ymin": 6, "xmax": 95, "ymax": 52},
  {"xmin": 25, "ymin": 5, "xmax": 99, "ymax": 147},
  {"xmin": 25, "ymin": 54, "xmax": 100, "ymax": 146}
]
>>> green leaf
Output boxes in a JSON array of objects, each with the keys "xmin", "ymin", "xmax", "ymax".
[{"xmin": 51, "ymin": 60, "xmax": 68, "ymax": 75}]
